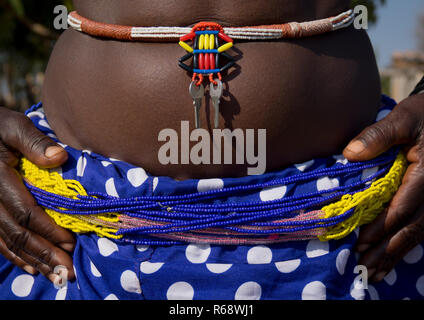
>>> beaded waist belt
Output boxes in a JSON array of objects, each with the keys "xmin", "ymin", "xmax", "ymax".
[
  {"xmin": 19, "ymin": 150, "xmax": 407, "ymax": 245},
  {"xmin": 67, "ymin": 9, "xmax": 356, "ymax": 129},
  {"xmin": 67, "ymin": 10, "xmax": 355, "ymax": 42}
]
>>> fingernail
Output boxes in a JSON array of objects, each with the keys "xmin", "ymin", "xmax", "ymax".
[
  {"xmin": 23, "ymin": 265, "xmax": 37, "ymax": 275},
  {"xmin": 59, "ymin": 242, "xmax": 75, "ymax": 252},
  {"xmin": 48, "ymin": 273, "xmax": 61, "ymax": 284},
  {"xmin": 346, "ymin": 140, "xmax": 366, "ymax": 154},
  {"xmin": 45, "ymin": 146, "xmax": 63, "ymax": 159},
  {"xmin": 357, "ymin": 244, "xmax": 370, "ymax": 253},
  {"xmin": 374, "ymin": 271, "xmax": 387, "ymax": 282}
]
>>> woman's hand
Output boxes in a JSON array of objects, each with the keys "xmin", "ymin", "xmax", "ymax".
[
  {"xmin": 0, "ymin": 107, "xmax": 75, "ymax": 283},
  {"xmin": 343, "ymin": 93, "xmax": 424, "ymax": 282}
]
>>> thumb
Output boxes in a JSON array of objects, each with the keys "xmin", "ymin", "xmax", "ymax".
[
  {"xmin": 1, "ymin": 113, "xmax": 68, "ymax": 168},
  {"xmin": 343, "ymin": 111, "xmax": 416, "ymax": 162}
]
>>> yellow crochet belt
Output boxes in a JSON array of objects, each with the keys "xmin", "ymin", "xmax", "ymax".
[{"xmin": 18, "ymin": 152, "xmax": 408, "ymax": 243}]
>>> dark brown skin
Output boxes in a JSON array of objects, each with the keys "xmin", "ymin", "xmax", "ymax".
[
  {"xmin": 345, "ymin": 93, "xmax": 424, "ymax": 282},
  {"xmin": 42, "ymin": 0, "xmax": 381, "ymax": 180},
  {"xmin": 0, "ymin": 0, "xmax": 423, "ymax": 285},
  {"xmin": 0, "ymin": 108, "xmax": 74, "ymax": 282}
]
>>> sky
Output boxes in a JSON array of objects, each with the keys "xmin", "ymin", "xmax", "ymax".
[{"xmin": 367, "ymin": 0, "xmax": 424, "ymax": 69}]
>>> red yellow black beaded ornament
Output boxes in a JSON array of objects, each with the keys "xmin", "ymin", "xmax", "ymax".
[
  {"xmin": 178, "ymin": 22, "xmax": 235, "ymax": 86},
  {"xmin": 178, "ymin": 22, "xmax": 236, "ymax": 129}
]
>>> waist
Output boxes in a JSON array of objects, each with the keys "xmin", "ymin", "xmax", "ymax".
[
  {"xmin": 73, "ymin": 0, "xmax": 350, "ymax": 28},
  {"xmin": 41, "ymin": 25, "xmax": 381, "ymax": 180},
  {"xmin": 20, "ymin": 98, "xmax": 408, "ymax": 245}
]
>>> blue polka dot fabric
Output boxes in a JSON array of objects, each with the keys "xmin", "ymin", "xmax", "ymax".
[{"xmin": 1, "ymin": 97, "xmax": 424, "ymax": 300}]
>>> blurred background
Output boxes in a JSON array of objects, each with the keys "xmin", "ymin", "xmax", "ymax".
[
  {"xmin": 367, "ymin": 0, "xmax": 424, "ymax": 102},
  {"xmin": 0, "ymin": 0, "xmax": 423, "ymax": 112}
]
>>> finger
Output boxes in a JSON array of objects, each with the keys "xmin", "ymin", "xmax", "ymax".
[
  {"xmin": 355, "ymin": 208, "xmax": 388, "ymax": 253},
  {"xmin": 0, "ymin": 237, "xmax": 38, "ymax": 275},
  {"xmin": 0, "ymin": 140, "xmax": 19, "ymax": 167},
  {"xmin": 358, "ymin": 203, "xmax": 424, "ymax": 282},
  {"xmin": 0, "ymin": 109, "xmax": 67, "ymax": 168},
  {"xmin": 406, "ymin": 144, "xmax": 421, "ymax": 163},
  {"xmin": 15, "ymin": 245, "xmax": 73, "ymax": 283},
  {"xmin": 356, "ymin": 163, "xmax": 424, "ymax": 251},
  {"xmin": 0, "ymin": 202, "xmax": 75, "ymax": 281},
  {"xmin": 343, "ymin": 108, "xmax": 418, "ymax": 161},
  {"xmin": 0, "ymin": 163, "xmax": 75, "ymax": 252}
]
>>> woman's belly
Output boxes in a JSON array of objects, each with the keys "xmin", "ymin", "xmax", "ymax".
[{"xmin": 41, "ymin": 23, "xmax": 381, "ymax": 180}]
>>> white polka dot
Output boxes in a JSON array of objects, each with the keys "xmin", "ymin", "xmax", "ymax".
[
  {"xmin": 235, "ymin": 282, "xmax": 262, "ymax": 300},
  {"xmin": 336, "ymin": 249, "xmax": 351, "ymax": 275},
  {"xmin": 206, "ymin": 263, "xmax": 233, "ymax": 274},
  {"xmin": 295, "ymin": 160, "xmax": 314, "ymax": 172},
  {"xmin": 361, "ymin": 166, "xmax": 379, "ymax": 184},
  {"xmin": 185, "ymin": 244, "xmax": 211, "ymax": 263},
  {"xmin": 259, "ymin": 186, "xmax": 287, "ymax": 202},
  {"xmin": 105, "ymin": 178, "xmax": 119, "ymax": 197},
  {"xmin": 136, "ymin": 245, "xmax": 149, "ymax": 252},
  {"xmin": 317, "ymin": 177, "xmax": 340, "ymax": 192},
  {"xmin": 104, "ymin": 294, "xmax": 119, "ymax": 300},
  {"xmin": 11, "ymin": 275, "xmax": 34, "ymax": 298},
  {"xmin": 38, "ymin": 119, "xmax": 52, "ymax": 129},
  {"xmin": 247, "ymin": 246, "xmax": 273, "ymax": 264},
  {"xmin": 127, "ymin": 168, "xmax": 148, "ymax": 188},
  {"xmin": 197, "ymin": 179, "xmax": 224, "ymax": 192},
  {"xmin": 90, "ymin": 260, "xmax": 101, "ymax": 277},
  {"xmin": 55, "ymin": 286, "xmax": 67, "ymax": 300},
  {"xmin": 350, "ymin": 277, "xmax": 366, "ymax": 300},
  {"xmin": 167, "ymin": 282, "xmax": 194, "ymax": 300},
  {"xmin": 26, "ymin": 111, "xmax": 45, "ymax": 119},
  {"xmin": 403, "ymin": 245, "xmax": 424, "ymax": 264},
  {"xmin": 97, "ymin": 238, "xmax": 119, "ymax": 257},
  {"xmin": 102, "ymin": 161, "xmax": 112, "ymax": 167},
  {"xmin": 152, "ymin": 178, "xmax": 159, "ymax": 192},
  {"xmin": 58, "ymin": 142, "xmax": 68, "ymax": 149},
  {"xmin": 306, "ymin": 240, "xmax": 329, "ymax": 258},
  {"xmin": 367, "ymin": 285, "xmax": 380, "ymax": 300},
  {"xmin": 384, "ymin": 269, "xmax": 397, "ymax": 286},
  {"xmin": 275, "ymin": 259, "xmax": 301, "ymax": 273},
  {"xmin": 333, "ymin": 154, "xmax": 349, "ymax": 165},
  {"xmin": 76, "ymin": 156, "xmax": 87, "ymax": 177},
  {"xmin": 120, "ymin": 270, "xmax": 141, "ymax": 294},
  {"xmin": 47, "ymin": 133, "xmax": 58, "ymax": 139},
  {"xmin": 140, "ymin": 261, "xmax": 164, "ymax": 274},
  {"xmin": 376, "ymin": 109, "xmax": 391, "ymax": 122},
  {"xmin": 416, "ymin": 275, "xmax": 424, "ymax": 296},
  {"xmin": 301, "ymin": 281, "xmax": 326, "ymax": 300}
]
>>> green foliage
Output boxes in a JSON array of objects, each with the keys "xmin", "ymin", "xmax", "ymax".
[
  {"xmin": 7, "ymin": 0, "xmax": 25, "ymax": 18},
  {"xmin": 380, "ymin": 75, "xmax": 391, "ymax": 96},
  {"xmin": 0, "ymin": 0, "xmax": 73, "ymax": 110},
  {"xmin": 0, "ymin": 0, "xmax": 73, "ymax": 70}
]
